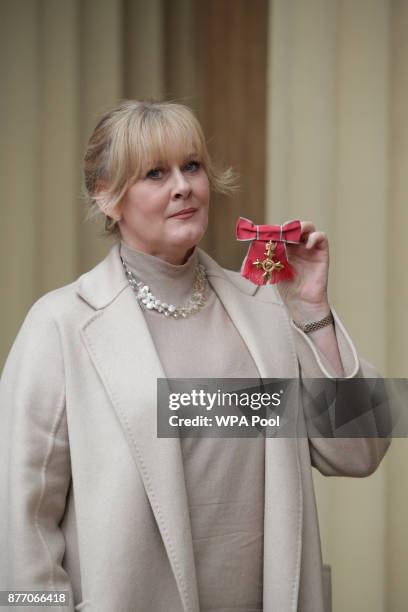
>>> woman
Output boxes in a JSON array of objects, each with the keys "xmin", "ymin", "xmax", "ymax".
[{"xmin": 0, "ymin": 100, "xmax": 388, "ymax": 612}]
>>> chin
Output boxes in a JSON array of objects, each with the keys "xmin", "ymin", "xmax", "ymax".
[{"xmin": 172, "ymin": 224, "xmax": 207, "ymax": 249}]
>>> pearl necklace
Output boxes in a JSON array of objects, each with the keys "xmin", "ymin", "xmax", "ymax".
[{"xmin": 120, "ymin": 256, "xmax": 208, "ymax": 319}]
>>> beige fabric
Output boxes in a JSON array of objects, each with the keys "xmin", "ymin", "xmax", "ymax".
[
  {"xmin": 0, "ymin": 243, "xmax": 389, "ymax": 612},
  {"xmin": 119, "ymin": 242, "xmax": 261, "ymax": 380},
  {"xmin": 120, "ymin": 242, "xmax": 264, "ymax": 611}
]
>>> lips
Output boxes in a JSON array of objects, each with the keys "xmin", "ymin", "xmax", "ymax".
[{"xmin": 169, "ymin": 208, "xmax": 197, "ymax": 218}]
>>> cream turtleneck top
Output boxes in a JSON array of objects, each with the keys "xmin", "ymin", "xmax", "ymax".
[{"xmin": 120, "ymin": 241, "xmax": 265, "ymax": 612}]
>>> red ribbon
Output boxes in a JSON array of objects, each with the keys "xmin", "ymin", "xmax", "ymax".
[{"xmin": 236, "ymin": 217, "xmax": 302, "ymax": 285}]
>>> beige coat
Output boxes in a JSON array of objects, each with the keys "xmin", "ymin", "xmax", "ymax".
[{"xmin": 0, "ymin": 243, "xmax": 388, "ymax": 612}]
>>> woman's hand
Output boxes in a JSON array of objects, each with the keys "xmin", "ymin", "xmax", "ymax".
[{"xmin": 277, "ymin": 221, "xmax": 330, "ymax": 322}]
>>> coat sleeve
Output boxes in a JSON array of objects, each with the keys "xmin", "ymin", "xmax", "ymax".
[
  {"xmin": 289, "ymin": 308, "xmax": 391, "ymax": 477},
  {"xmin": 0, "ymin": 298, "xmax": 75, "ymax": 611}
]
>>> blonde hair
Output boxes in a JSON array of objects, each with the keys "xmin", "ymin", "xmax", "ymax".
[{"xmin": 83, "ymin": 99, "xmax": 238, "ymax": 237}]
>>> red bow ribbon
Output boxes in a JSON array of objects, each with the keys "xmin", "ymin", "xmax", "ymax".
[{"xmin": 236, "ymin": 217, "xmax": 302, "ymax": 285}]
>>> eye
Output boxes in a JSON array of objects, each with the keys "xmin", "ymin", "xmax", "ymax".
[
  {"xmin": 183, "ymin": 160, "xmax": 201, "ymax": 172},
  {"xmin": 145, "ymin": 167, "xmax": 164, "ymax": 180}
]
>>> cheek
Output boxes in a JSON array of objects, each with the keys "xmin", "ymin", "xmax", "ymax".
[
  {"xmin": 122, "ymin": 189, "xmax": 162, "ymax": 220},
  {"xmin": 198, "ymin": 177, "xmax": 210, "ymax": 204}
]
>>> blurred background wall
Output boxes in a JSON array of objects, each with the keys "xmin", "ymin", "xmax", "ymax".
[{"xmin": 0, "ymin": 0, "xmax": 407, "ymax": 610}]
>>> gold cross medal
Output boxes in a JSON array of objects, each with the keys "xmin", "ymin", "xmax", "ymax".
[{"xmin": 253, "ymin": 241, "xmax": 284, "ymax": 282}]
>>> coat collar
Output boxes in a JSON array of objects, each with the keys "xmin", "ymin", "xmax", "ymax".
[
  {"xmin": 77, "ymin": 242, "xmax": 302, "ymax": 612},
  {"xmin": 76, "ymin": 243, "xmax": 129, "ymax": 309},
  {"xmin": 76, "ymin": 242, "xmax": 261, "ymax": 311}
]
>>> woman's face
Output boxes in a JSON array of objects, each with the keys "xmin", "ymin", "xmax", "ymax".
[{"xmin": 117, "ymin": 153, "xmax": 210, "ymax": 264}]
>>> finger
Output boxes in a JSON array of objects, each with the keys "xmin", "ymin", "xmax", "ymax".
[
  {"xmin": 300, "ymin": 221, "xmax": 316, "ymax": 242},
  {"xmin": 305, "ymin": 231, "xmax": 328, "ymax": 250}
]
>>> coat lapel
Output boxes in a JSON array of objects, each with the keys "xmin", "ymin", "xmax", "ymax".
[
  {"xmin": 77, "ymin": 244, "xmax": 199, "ymax": 612},
  {"xmin": 77, "ymin": 243, "xmax": 303, "ymax": 612}
]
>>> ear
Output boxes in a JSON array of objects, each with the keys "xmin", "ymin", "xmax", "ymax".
[{"xmin": 95, "ymin": 180, "xmax": 122, "ymax": 222}]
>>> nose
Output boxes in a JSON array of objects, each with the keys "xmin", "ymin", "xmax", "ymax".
[{"xmin": 171, "ymin": 168, "xmax": 192, "ymax": 200}]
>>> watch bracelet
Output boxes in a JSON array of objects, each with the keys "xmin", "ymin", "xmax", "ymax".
[{"xmin": 293, "ymin": 311, "xmax": 334, "ymax": 334}]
